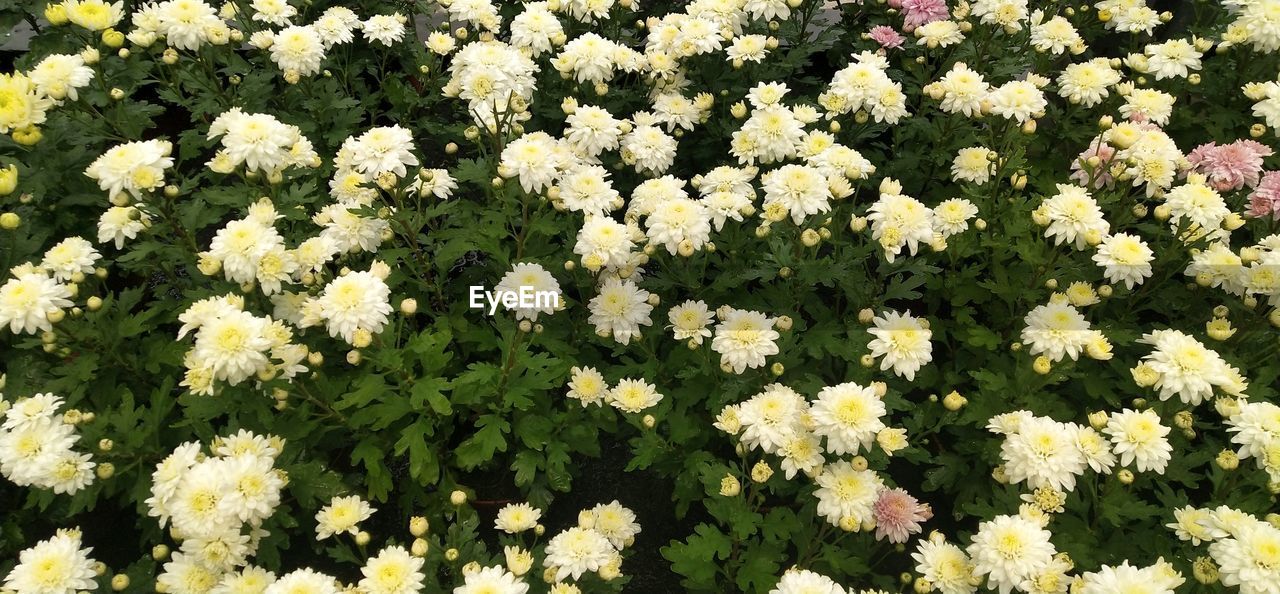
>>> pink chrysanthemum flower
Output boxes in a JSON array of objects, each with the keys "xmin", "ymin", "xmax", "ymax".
[
  {"xmin": 901, "ymin": 0, "xmax": 950, "ymax": 31},
  {"xmin": 869, "ymin": 26, "xmax": 905, "ymax": 49},
  {"xmin": 1187, "ymin": 140, "xmax": 1272, "ymax": 191},
  {"xmin": 1248, "ymin": 171, "xmax": 1280, "ymax": 219},
  {"xmin": 872, "ymin": 488, "xmax": 932, "ymax": 544},
  {"xmin": 1069, "ymin": 140, "xmax": 1118, "ymax": 189}
]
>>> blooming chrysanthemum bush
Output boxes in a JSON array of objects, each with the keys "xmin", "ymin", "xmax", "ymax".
[{"xmin": 3, "ymin": 0, "xmax": 1280, "ymax": 592}]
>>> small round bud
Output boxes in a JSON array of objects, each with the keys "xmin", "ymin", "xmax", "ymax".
[
  {"xmin": 110, "ymin": 574, "xmax": 129, "ymax": 591},
  {"xmin": 1216, "ymin": 449, "xmax": 1240, "ymax": 471},
  {"xmin": 96, "ymin": 463, "xmax": 114, "ymax": 479},
  {"xmin": 445, "ymin": 548, "xmax": 459, "ymax": 561},
  {"xmin": 450, "ymin": 490, "xmax": 468, "ymax": 506},
  {"xmin": 775, "ymin": 315, "xmax": 793, "ymax": 331},
  {"xmin": 411, "ymin": 538, "xmax": 429, "ymax": 556},
  {"xmin": 943, "ymin": 391, "xmax": 967, "ymax": 411},
  {"xmin": 1117, "ymin": 469, "xmax": 1135, "ymax": 484},
  {"xmin": 409, "ymin": 516, "xmax": 429, "ymax": 537},
  {"xmin": 719, "ymin": 474, "xmax": 741, "ymax": 497}
]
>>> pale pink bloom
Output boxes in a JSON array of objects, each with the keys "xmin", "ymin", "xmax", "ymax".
[
  {"xmin": 869, "ymin": 26, "xmax": 905, "ymax": 49},
  {"xmin": 1248, "ymin": 171, "xmax": 1280, "ymax": 219},
  {"xmin": 1069, "ymin": 140, "xmax": 1118, "ymax": 189},
  {"xmin": 1186, "ymin": 140, "xmax": 1272, "ymax": 191},
  {"xmin": 872, "ymin": 488, "xmax": 932, "ymax": 544},
  {"xmin": 901, "ymin": 0, "xmax": 950, "ymax": 31}
]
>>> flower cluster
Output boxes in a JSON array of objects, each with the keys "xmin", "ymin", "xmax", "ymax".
[{"xmin": 0, "ymin": 392, "xmax": 96, "ymax": 494}]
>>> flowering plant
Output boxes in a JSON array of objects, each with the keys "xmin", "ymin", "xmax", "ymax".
[{"xmin": 1, "ymin": 0, "xmax": 1280, "ymax": 593}]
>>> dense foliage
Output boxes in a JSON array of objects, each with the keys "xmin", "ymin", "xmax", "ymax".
[{"xmin": 1, "ymin": 0, "xmax": 1280, "ymax": 593}]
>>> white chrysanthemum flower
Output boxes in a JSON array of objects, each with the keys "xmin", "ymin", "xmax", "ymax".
[
  {"xmin": 667, "ymin": 300, "xmax": 714, "ymax": 345},
  {"xmin": 866, "ymin": 310, "xmax": 932, "ymax": 381},
  {"xmin": 167, "ymin": 458, "xmax": 235, "ymax": 538},
  {"xmin": 264, "ymin": 569, "xmax": 340, "ymax": 594},
  {"xmin": 1020, "ymin": 302, "xmax": 1094, "ymax": 362},
  {"xmin": 607, "ymin": 378, "xmax": 663, "ymax": 413},
  {"xmin": 510, "ymin": 3, "xmax": 563, "ymax": 56},
  {"xmin": 1038, "ymin": 184, "xmax": 1108, "ymax": 249},
  {"xmin": 930, "ymin": 62, "xmax": 988, "ymax": 116},
  {"xmin": 1057, "ymin": 58, "xmax": 1122, "ymax": 107},
  {"xmin": 208, "ymin": 109, "xmax": 316, "ymax": 174},
  {"xmin": 543, "ymin": 527, "xmax": 615, "ymax": 582},
  {"xmin": 1209, "ymin": 519, "xmax": 1280, "ymax": 594},
  {"xmin": 1143, "ymin": 38, "xmax": 1202, "ymax": 80},
  {"xmin": 313, "ymin": 6, "xmax": 361, "ymax": 47},
  {"xmin": 269, "ymin": 25, "xmax": 326, "ymax": 76},
  {"xmin": 0, "ymin": 269, "xmax": 73, "ymax": 335},
  {"xmin": 811, "ymin": 382, "xmax": 886, "ymax": 456},
  {"xmin": 1104, "ymin": 408, "xmax": 1173, "ymax": 473},
  {"xmin": 362, "ymin": 14, "xmax": 407, "ymax": 46},
  {"xmin": 574, "ymin": 216, "xmax": 635, "ymax": 272},
  {"xmin": 1120, "ymin": 88, "xmax": 1175, "ymax": 126},
  {"xmin": 711, "ymin": 308, "xmax": 780, "ymax": 374},
  {"xmin": 1167, "ymin": 506, "xmax": 1221, "ymax": 546},
  {"xmin": 998, "ymin": 415, "xmax": 1089, "ymax": 492},
  {"xmin": 219, "ymin": 453, "xmax": 284, "ymax": 524},
  {"xmin": 987, "ymin": 80, "xmax": 1047, "ymax": 123},
  {"xmin": 913, "ymin": 537, "xmax": 978, "ymax": 594},
  {"xmin": 736, "ymin": 384, "xmax": 808, "ymax": 454},
  {"xmin": 97, "ymin": 205, "xmax": 150, "ymax": 249},
  {"xmin": 38, "ymin": 237, "xmax": 99, "ymax": 283},
  {"xmin": 620, "ymin": 124, "xmax": 678, "ymax": 174},
  {"xmin": 316, "ymin": 270, "xmax": 393, "ymax": 344},
  {"xmin": 315, "ymin": 495, "xmax": 375, "ymax": 540},
  {"xmin": 495, "ymin": 502, "xmax": 542, "ymax": 534},
  {"xmin": 1092, "ymin": 232, "xmax": 1153, "ymax": 289},
  {"xmin": 867, "ymin": 187, "xmax": 935, "ymax": 262},
  {"xmin": 760, "ymin": 164, "xmax": 831, "ymax": 225},
  {"xmin": 359, "ymin": 545, "xmax": 424, "ymax": 594},
  {"xmin": 1226, "ymin": 401, "xmax": 1280, "ymax": 479},
  {"xmin": 1030, "ymin": 13, "xmax": 1083, "ymax": 54},
  {"xmin": 727, "ymin": 34, "xmax": 770, "ymax": 63},
  {"xmin": 1164, "ymin": 179, "xmax": 1230, "ymax": 243},
  {"xmin": 28, "ymin": 53, "xmax": 94, "ymax": 103},
  {"xmin": 586, "ymin": 500, "xmax": 641, "ymax": 549},
  {"xmin": 500, "ymin": 132, "xmax": 564, "ymax": 193},
  {"xmin": 84, "ymin": 139, "xmax": 174, "ymax": 202},
  {"xmin": 645, "ymin": 197, "xmax": 712, "ymax": 255},
  {"xmin": 813, "ymin": 460, "xmax": 884, "ymax": 527},
  {"xmin": 559, "ymin": 165, "xmax": 620, "ymax": 214},
  {"xmin": 951, "ymin": 147, "xmax": 993, "ymax": 184},
  {"xmin": 64, "ymin": 0, "xmax": 124, "ymax": 30},
  {"xmin": 250, "ymin": 0, "xmax": 296, "ymax": 26},
  {"xmin": 566, "ymin": 366, "xmax": 608, "ymax": 408},
  {"xmin": 342, "ymin": 126, "xmax": 419, "ymax": 179},
  {"xmin": 967, "ymin": 514, "xmax": 1057, "ymax": 594},
  {"xmin": 587, "ymin": 278, "xmax": 652, "ymax": 345},
  {"xmin": 494, "ymin": 262, "xmax": 562, "ymax": 321},
  {"xmin": 769, "ymin": 568, "xmax": 846, "ymax": 594},
  {"xmin": 1078, "ymin": 560, "xmax": 1183, "ymax": 594},
  {"xmin": 1138, "ymin": 329, "xmax": 1233, "ymax": 405},
  {"xmin": 933, "ymin": 198, "xmax": 979, "ymax": 237}
]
